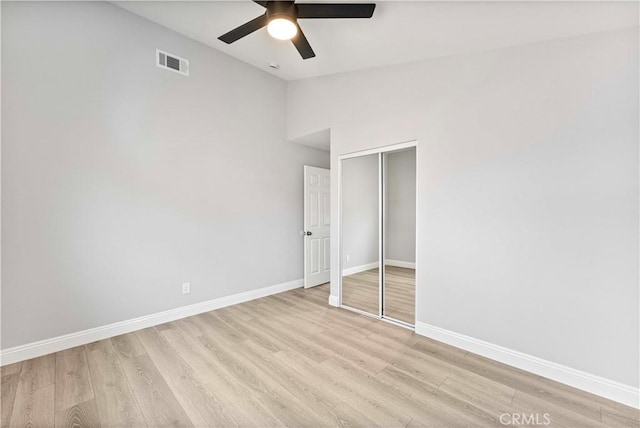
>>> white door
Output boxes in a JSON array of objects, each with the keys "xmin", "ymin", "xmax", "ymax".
[{"xmin": 304, "ymin": 166, "xmax": 330, "ymax": 288}]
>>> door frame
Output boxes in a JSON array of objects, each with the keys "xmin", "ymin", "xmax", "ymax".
[{"xmin": 337, "ymin": 140, "xmax": 418, "ymax": 330}]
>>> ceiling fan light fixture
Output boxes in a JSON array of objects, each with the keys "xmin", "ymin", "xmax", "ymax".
[
  {"xmin": 218, "ymin": 1, "xmax": 376, "ymax": 59},
  {"xmin": 267, "ymin": 17, "xmax": 298, "ymax": 40}
]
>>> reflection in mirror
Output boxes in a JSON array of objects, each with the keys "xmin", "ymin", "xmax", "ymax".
[
  {"xmin": 383, "ymin": 148, "xmax": 416, "ymax": 325},
  {"xmin": 341, "ymin": 154, "xmax": 380, "ymax": 315}
]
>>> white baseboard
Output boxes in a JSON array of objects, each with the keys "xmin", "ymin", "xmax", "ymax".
[
  {"xmin": 328, "ymin": 295, "xmax": 339, "ymax": 307},
  {"xmin": 415, "ymin": 321, "xmax": 640, "ymax": 409},
  {"xmin": 0, "ymin": 278, "xmax": 303, "ymax": 366},
  {"xmin": 385, "ymin": 259, "xmax": 416, "ymax": 269},
  {"xmin": 342, "ymin": 261, "xmax": 379, "ymax": 277}
]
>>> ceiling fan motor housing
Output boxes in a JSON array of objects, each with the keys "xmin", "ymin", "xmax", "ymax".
[{"xmin": 266, "ymin": 2, "xmax": 297, "ymax": 21}]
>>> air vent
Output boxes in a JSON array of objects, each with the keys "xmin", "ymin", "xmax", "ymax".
[{"xmin": 156, "ymin": 49, "xmax": 189, "ymax": 76}]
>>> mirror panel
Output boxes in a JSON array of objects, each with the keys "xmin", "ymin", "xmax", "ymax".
[
  {"xmin": 383, "ymin": 148, "xmax": 416, "ymax": 325},
  {"xmin": 341, "ymin": 154, "xmax": 380, "ymax": 315}
]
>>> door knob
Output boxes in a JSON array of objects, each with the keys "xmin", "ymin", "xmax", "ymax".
[{"xmin": 306, "ymin": 231, "xmax": 312, "ymax": 236}]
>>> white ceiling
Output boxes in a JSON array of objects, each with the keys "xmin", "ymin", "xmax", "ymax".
[{"xmin": 115, "ymin": 1, "xmax": 638, "ymax": 80}]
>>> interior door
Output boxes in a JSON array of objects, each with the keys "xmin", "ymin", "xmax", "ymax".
[{"xmin": 304, "ymin": 166, "xmax": 330, "ymax": 288}]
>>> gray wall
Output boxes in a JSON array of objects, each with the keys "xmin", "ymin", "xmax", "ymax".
[
  {"xmin": 385, "ymin": 149, "xmax": 416, "ymax": 264},
  {"xmin": 288, "ymin": 27, "xmax": 639, "ymax": 387},
  {"xmin": 1, "ymin": 1, "xmax": 329, "ymax": 349},
  {"xmin": 341, "ymin": 154, "xmax": 378, "ymax": 270}
]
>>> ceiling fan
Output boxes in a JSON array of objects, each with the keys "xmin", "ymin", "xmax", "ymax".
[{"xmin": 218, "ymin": 1, "xmax": 376, "ymax": 60}]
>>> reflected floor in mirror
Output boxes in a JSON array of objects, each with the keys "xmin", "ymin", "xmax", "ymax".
[
  {"xmin": 342, "ymin": 266, "xmax": 415, "ymax": 324},
  {"xmin": 384, "ymin": 266, "xmax": 416, "ymax": 324}
]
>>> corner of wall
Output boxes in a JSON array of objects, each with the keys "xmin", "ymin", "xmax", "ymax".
[{"xmin": 328, "ymin": 295, "xmax": 339, "ymax": 307}]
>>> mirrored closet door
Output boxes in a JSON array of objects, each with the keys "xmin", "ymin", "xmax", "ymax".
[
  {"xmin": 340, "ymin": 145, "xmax": 416, "ymax": 327},
  {"xmin": 341, "ymin": 154, "xmax": 380, "ymax": 316},
  {"xmin": 383, "ymin": 148, "xmax": 416, "ymax": 325}
]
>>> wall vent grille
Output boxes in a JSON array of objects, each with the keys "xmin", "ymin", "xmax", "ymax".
[{"xmin": 156, "ymin": 49, "xmax": 189, "ymax": 76}]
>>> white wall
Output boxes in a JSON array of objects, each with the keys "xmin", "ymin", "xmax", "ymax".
[
  {"xmin": 385, "ymin": 148, "xmax": 416, "ymax": 264},
  {"xmin": 341, "ymin": 154, "xmax": 378, "ymax": 270},
  {"xmin": 1, "ymin": 1, "xmax": 329, "ymax": 349},
  {"xmin": 288, "ymin": 27, "xmax": 639, "ymax": 389}
]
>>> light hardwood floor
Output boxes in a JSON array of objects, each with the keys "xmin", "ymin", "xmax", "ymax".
[
  {"xmin": 1, "ymin": 284, "xmax": 638, "ymax": 427},
  {"xmin": 342, "ymin": 266, "xmax": 415, "ymax": 324}
]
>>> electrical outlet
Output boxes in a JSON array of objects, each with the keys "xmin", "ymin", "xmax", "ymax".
[
  {"xmin": 346, "ymin": 254, "xmax": 350, "ymax": 262},
  {"xmin": 182, "ymin": 282, "xmax": 191, "ymax": 294}
]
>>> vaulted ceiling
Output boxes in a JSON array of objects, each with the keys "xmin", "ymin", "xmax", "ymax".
[{"xmin": 115, "ymin": 1, "xmax": 639, "ymax": 80}]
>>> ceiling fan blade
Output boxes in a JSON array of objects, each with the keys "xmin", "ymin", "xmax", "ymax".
[
  {"xmin": 296, "ymin": 3, "xmax": 376, "ymax": 19},
  {"xmin": 291, "ymin": 24, "xmax": 315, "ymax": 59},
  {"xmin": 218, "ymin": 14, "xmax": 268, "ymax": 44}
]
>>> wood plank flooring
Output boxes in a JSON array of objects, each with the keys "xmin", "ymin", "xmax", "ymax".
[
  {"xmin": 342, "ymin": 266, "xmax": 415, "ymax": 324},
  {"xmin": 2, "ymin": 284, "xmax": 638, "ymax": 427}
]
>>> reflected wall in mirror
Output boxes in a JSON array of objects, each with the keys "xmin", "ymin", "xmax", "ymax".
[
  {"xmin": 341, "ymin": 154, "xmax": 380, "ymax": 315},
  {"xmin": 383, "ymin": 148, "xmax": 416, "ymax": 325}
]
